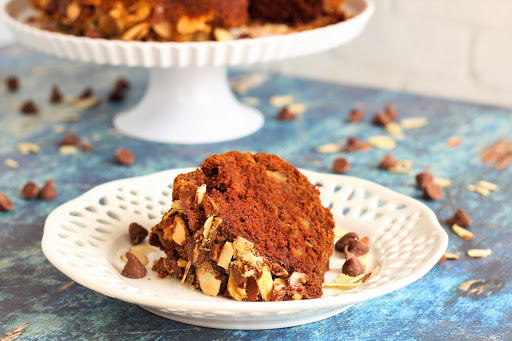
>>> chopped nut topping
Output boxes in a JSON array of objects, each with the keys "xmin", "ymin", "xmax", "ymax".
[
  {"xmin": 195, "ymin": 184, "xmax": 207, "ymax": 205},
  {"xmin": 452, "ymin": 224, "xmax": 474, "ymax": 240},
  {"xmin": 444, "ymin": 252, "xmax": 459, "ymax": 260},
  {"xmin": 266, "ymin": 170, "xmax": 288, "ymax": 183},
  {"xmin": 172, "ymin": 215, "xmax": 188, "ymax": 246},
  {"xmin": 477, "ymin": 180, "xmax": 498, "ymax": 191},
  {"xmin": 367, "ymin": 135, "xmax": 396, "ymax": 150},
  {"xmin": 203, "ymin": 216, "xmax": 214, "ymax": 239},
  {"xmin": 257, "ymin": 266, "xmax": 273, "ymax": 301},
  {"xmin": 121, "ymin": 250, "xmax": 148, "ymax": 266},
  {"xmin": 17, "ymin": 142, "xmax": 41, "ymax": 154},
  {"xmin": 289, "ymin": 272, "xmax": 307, "ymax": 286},
  {"xmin": 129, "ymin": 245, "xmax": 155, "ymax": 254},
  {"xmin": 196, "ymin": 265, "xmax": 222, "ymax": 296},
  {"xmin": 4, "ymin": 158, "xmax": 19, "ymax": 168},
  {"xmin": 467, "ymin": 249, "xmax": 492, "ymax": 258},
  {"xmin": 217, "ymin": 242, "xmax": 234, "ymax": 269},
  {"xmin": 213, "ymin": 27, "xmax": 234, "ymax": 41},
  {"xmin": 227, "ymin": 274, "xmax": 246, "ymax": 301}
]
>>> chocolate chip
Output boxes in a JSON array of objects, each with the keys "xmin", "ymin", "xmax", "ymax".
[
  {"xmin": 276, "ymin": 107, "xmax": 296, "ymax": 121},
  {"xmin": 78, "ymin": 87, "xmax": 93, "ymax": 99},
  {"xmin": 20, "ymin": 100, "xmax": 38, "ymax": 115},
  {"xmin": 50, "ymin": 86, "xmax": 63, "ymax": 104},
  {"xmin": 346, "ymin": 137, "xmax": 364, "ymax": 152},
  {"xmin": 0, "ymin": 193, "xmax": 14, "ymax": 211},
  {"xmin": 436, "ymin": 254, "xmax": 447, "ymax": 265},
  {"xmin": 348, "ymin": 108, "xmax": 364, "ymax": 122},
  {"xmin": 115, "ymin": 148, "xmax": 135, "ymax": 165},
  {"xmin": 121, "ymin": 252, "xmax": 147, "ymax": 278},
  {"xmin": 115, "ymin": 77, "xmax": 131, "ymax": 91},
  {"xmin": 81, "ymin": 144, "xmax": 94, "ymax": 152},
  {"xmin": 342, "ymin": 246, "xmax": 365, "ymax": 276},
  {"xmin": 21, "ymin": 181, "xmax": 39, "ymax": 200},
  {"xmin": 346, "ymin": 239, "xmax": 370, "ymax": 257},
  {"xmin": 378, "ymin": 153, "xmax": 399, "ymax": 170},
  {"xmin": 108, "ymin": 89, "xmax": 125, "ymax": 102},
  {"xmin": 416, "ymin": 172, "xmax": 433, "ymax": 190},
  {"xmin": 384, "ymin": 105, "xmax": 398, "ymax": 121},
  {"xmin": 446, "ymin": 208, "xmax": 472, "ymax": 227},
  {"xmin": 371, "ymin": 111, "xmax": 391, "ymax": 126},
  {"xmin": 5, "ymin": 76, "xmax": 19, "ymax": 92},
  {"xmin": 335, "ymin": 232, "xmax": 359, "ymax": 252},
  {"xmin": 129, "ymin": 222, "xmax": 149, "ymax": 245},
  {"xmin": 332, "ymin": 157, "xmax": 350, "ymax": 174},
  {"xmin": 59, "ymin": 132, "xmax": 80, "ymax": 146},
  {"xmin": 39, "ymin": 179, "xmax": 57, "ymax": 200},
  {"xmin": 423, "ymin": 182, "xmax": 442, "ymax": 201}
]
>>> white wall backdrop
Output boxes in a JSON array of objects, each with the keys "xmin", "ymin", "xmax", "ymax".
[{"xmin": 1, "ymin": 0, "xmax": 511, "ymax": 107}]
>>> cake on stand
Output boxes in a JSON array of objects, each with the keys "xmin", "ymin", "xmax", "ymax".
[{"xmin": 2, "ymin": 0, "xmax": 374, "ymax": 144}]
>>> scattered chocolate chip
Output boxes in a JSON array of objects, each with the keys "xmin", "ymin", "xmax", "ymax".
[
  {"xmin": 5, "ymin": 76, "xmax": 19, "ymax": 92},
  {"xmin": 50, "ymin": 86, "xmax": 63, "ymax": 104},
  {"xmin": 346, "ymin": 239, "xmax": 370, "ymax": 257},
  {"xmin": 335, "ymin": 232, "xmax": 359, "ymax": 252},
  {"xmin": 384, "ymin": 105, "xmax": 398, "ymax": 121},
  {"xmin": 371, "ymin": 111, "xmax": 391, "ymax": 126},
  {"xmin": 121, "ymin": 252, "xmax": 147, "ymax": 278},
  {"xmin": 423, "ymin": 182, "xmax": 442, "ymax": 201},
  {"xmin": 332, "ymin": 157, "xmax": 350, "ymax": 174},
  {"xmin": 378, "ymin": 153, "xmax": 399, "ymax": 170},
  {"xmin": 416, "ymin": 172, "xmax": 433, "ymax": 190},
  {"xmin": 346, "ymin": 137, "xmax": 365, "ymax": 152},
  {"xmin": 115, "ymin": 77, "xmax": 131, "ymax": 91},
  {"xmin": 276, "ymin": 107, "xmax": 296, "ymax": 121},
  {"xmin": 59, "ymin": 132, "xmax": 81, "ymax": 146},
  {"xmin": 115, "ymin": 148, "xmax": 135, "ymax": 165},
  {"xmin": 436, "ymin": 254, "xmax": 447, "ymax": 265},
  {"xmin": 108, "ymin": 88, "xmax": 125, "ymax": 102},
  {"xmin": 81, "ymin": 144, "xmax": 94, "ymax": 152},
  {"xmin": 129, "ymin": 222, "xmax": 149, "ymax": 245},
  {"xmin": 20, "ymin": 100, "xmax": 38, "ymax": 115},
  {"xmin": 348, "ymin": 108, "xmax": 364, "ymax": 122},
  {"xmin": 39, "ymin": 179, "xmax": 57, "ymax": 200},
  {"xmin": 78, "ymin": 87, "xmax": 93, "ymax": 99},
  {"xmin": 0, "ymin": 193, "xmax": 14, "ymax": 211},
  {"xmin": 21, "ymin": 181, "xmax": 39, "ymax": 200},
  {"xmin": 342, "ymin": 246, "xmax": 365, "ymax": 276},
  {"xmin": 446, "ymin": 208, "xmax": 472, "ymax": 227}
]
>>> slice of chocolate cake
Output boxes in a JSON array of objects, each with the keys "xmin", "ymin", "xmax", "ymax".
[{"xmin": 149, "ymin": 151, "xmax": 335, "ymax": 301}]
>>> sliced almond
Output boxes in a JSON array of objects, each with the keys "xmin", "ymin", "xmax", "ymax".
[
  {"xmin": 467, "ymin": 184, "xmax": 490, "ymax": 196},
  {"xmin": 467, "ymin": 249, "xmax": 492, "ymax": 258},
  {"xmin": 477, "ymin": 180, "xmax": 498, "ymax": 191},
  {"xmin": 153, "ymin": 21, "xmax": 173, "ymax": 39},
  {"xmin": 266, "ymin": 170, "xmax": 288, "ymax": 183},
  {"xmin": 447, "ymin": 136, "xmax": 461, "ymax": 147},
  {"xmin": 217, "ymin": 242, "xmax": 234, "ymax": 269},
  {"xmin": 385, "ymin": 122, "xmax": 405, "ymax": 139},
  {"xmin": 257, "ymin": 266, "xmax": 273, "ymax": 301},
  {"xmin": 334, "ymin": 273, "xmax": 353, "ymax": 284},
  {"xmin": 129, "ymin": 245, "xmax": 156, "ymax": 254},
  {"xmin": 59, "ymin": 145, "xmax": 78, "ymax": 155},
  {"xmin": 4, "ymin": 158, "xmax": 19, "ymax": 168},
  {"xmin": 195, "ymin": 184, "xmax": 207, "ymax": 205},
  {"xmin": 203, "ymin": 216, "xmax": 214, "ymax": 239},
  {"xmin": 17, "ymin": 142, "xmax": 40, "ymax": 154},
  {"xmin": 444, "ymin": 252, "xmax": 459, "ymax": 260},
  {"xmin": 181, "ymin": 261, "xmax": 191, "ymax": 284},
  {"xmin": 171, "ymin": 200, "xmax": 183, "ymax": 210},
  {"xmin": 334, "ymin": 229, "xmax": 346, "ymax": 238},
  {"xmin": 452, "ymin": 224, "xmax": 474, "ymax": 240},
  {"xmin": 213, "ymin": 27, "xmax": 233, "ymax": 41},
  {"xmin": 172, "ymin": 215, "xmax": 187, "ymax": 246},
  {"xmin": 241, "ymin": 97, "xmax": 260, "ymax": 106},
  {"xmin": 233, "ymin": 236, "xmax": 254, "ymax": 255},
  {"xmin": 289, "ymin": 272, "xmax": 307, "ymax": 286},
  {"xmin": 177, "ymin": 258, "xmax": 188, "ymax": 267},
  {"xmin": 401, "ymin": 117, "xmax": 428, "ymax": 129},
  {"xmin": 241, "ymin": 252, "xmax": 259, "ymax": 266},
  {"xmin": 273, "ymin": 278, "xmax": 286, "ymax": 292},
  {"xmin": 269, "ymin": 94, "xmax": 294, "ymax": 107},
  {"xmin": 316, "ymin": 143, "xmax": 344, "ymax": 154},
  {"xmin": 63, "ymin": 114, "xmax": 81, "ymax": 122},
  {"xmin": 230, "ymin": 73, "xmax": 268, "ymax": 95},
  {"xmin": 66, "ymin": 2, "xmax": 81, "ymax": 22},
  {"xmin": 388, "ymin": 160, "xmax": 412, "ymax": 174},
  {"xmin": 121, "ymin": 251, "xmax": 148, "ymax": 266},
  {"xmin": 324, "ymin": 282, "xmax": 360, "ymax": 289},
  {"xmin": 367, "ymin": 135, "xmax": 396, "ymax": 150},
  {"xmin": 121, "ymin": 22, "xmax": 150, "ymax": 41},
  {"xmin": 73, "ymin": 97, "xmax": 99, "ymax": 110},
  {"xmin": 196, "ymin": 265, "xmax": 222, "ymax": 296},
  {"xmin": 53, "ymin": 125, "xmax": 67, "ymax": 134},
  {"xmin": 433, "ymin": 177, "xmax": 453, "ymax": 187},
  {"xmin": 177, "ymin": 16, "xmax": 208, "ymax": 35},
  {"xmin": 358, "ymin": 253, "xmax": 372, "ymax": 267},
  {"xmin": 287, "ymin": 103, "xmax": 306, "ymax": 115},
  {"xmin": 227, "ymin": 274, "xmax": 246, "ymax": 301}
]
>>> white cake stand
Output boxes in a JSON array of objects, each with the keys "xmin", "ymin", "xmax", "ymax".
[{"xmin": 2, "ymin": 0, "xmax": 374, "ymax": 144}]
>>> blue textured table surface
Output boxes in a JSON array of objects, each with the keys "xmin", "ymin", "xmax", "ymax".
[{"xmin": 1, "ymin": 44, "xmax": 511, "ymax": 340}]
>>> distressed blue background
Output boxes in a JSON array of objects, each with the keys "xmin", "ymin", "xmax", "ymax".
[{"xmin": 0, "ymin": 44, "xmax": 511, "ymax": 340}]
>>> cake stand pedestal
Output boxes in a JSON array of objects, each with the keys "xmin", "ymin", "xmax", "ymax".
[{"xmin": 3, "ymin": 0, "xmax": 374, "ymax": 144}]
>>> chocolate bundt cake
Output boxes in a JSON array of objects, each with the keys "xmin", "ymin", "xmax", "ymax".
[{"xmin": 149, "ymin": 151, "xmax": 335, "ymax": 301}]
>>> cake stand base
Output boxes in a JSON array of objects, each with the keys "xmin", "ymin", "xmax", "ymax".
[{"xmin": 113, "ymin": 67, "xmax": 264, "ymax": 144}]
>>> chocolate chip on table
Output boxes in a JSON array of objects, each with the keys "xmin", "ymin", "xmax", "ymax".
[
  {"xmin": 335, "ymin": 232, "xmax": 359, "ymax": 252},
  {"xmin": 39, "ymin": 179, "xmax": 57, "ymax": 200},
  {"xmin": 115, "ymin": 148, "xmax": 135, "ymax": 165},
  {"xmin": 348, "ymin": 108, "xmax": 364, "ymax": 122},
  {"xmin": 346, "ymin": 239, "xmax": 370, "ymax": 257},
  {"xmin": 115, "ymin": 77, "xmax": 131, "ymax": 91},
  {"xmin": 371, "ymin": 111, "xmax": 391, "ymax": 126},
  {"xmin": 276, "ymin": 107, "xmax": 296, "ymax": 121},
  {"xmin": 384, "ymin": 104, "xmax": 398, "ymax": 121},
  {"xmin": 78, "ymin": 87, "xmax": 93, "ymax": 99},
  {"xmin": 121, "ymin": 252, "xmax": 147, "ymax": 278},
  {"xmin": 342, "ymin": 246, "xmax": 365, "ymax": 277},
  {"xmin": 423, "ymin": 182, "xmax": 442, "ymax": 201},
  {"xmin": 59, "ymin": 132, "xmax": 81, "ymax": 146},
  {"xmin": 21, "ymin": 181, "xmax": 39, "ymax": 200},
  {"xmin": 50, "ymin": 86, "xmax": 63, "ymax": 104},
  {"xmin": 20, "ymin": 100, "xmax": 39, "ymax": 115},
  {"xmin": 0, "ymin": 193, "xmax": 14, "ymax": 211},
  {"xmin": 332, "ymin": 157, "xmax": 350, "ymax": 174},
  {"xmin": 346, "ymin": 137, "xmax": 365, "ymax": 152},
  {"xmin": 129, "ymin": 222, "xmax": 149, "ymax": 245},
  {"xmin": 81, "ymin": 144, "xmax": 94, "ymax": 152},
  {"xmin": 378, "ymin": 153, "xmax": 398, "ymax": 170},
  {"xmin": 416, "ymin": 172, "xmax": 433, "ymax": 190},
  {"xmin": 108, "ymin": 88, "xmax": 125, "ymax": 102},
  {"xmin": 5, "ymin": 76, "xmax": 19, "ymax": 92},
  {"xmin": 446, "ymin": 208, "xmax": 472, "ymax": 227}
]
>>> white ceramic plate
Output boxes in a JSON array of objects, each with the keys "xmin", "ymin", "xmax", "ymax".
[
  {"xmin": 42, "ymin": 168, "xmax": 447, "ymax": 329},
  {"xmin": 2, "ymin": 0, "xmax": 374, "ymax": 67}
]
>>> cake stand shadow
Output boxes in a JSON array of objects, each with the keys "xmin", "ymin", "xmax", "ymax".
[{"xmin": 2, "ymin": 0, "xmax": 374, "ymax": 144}]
